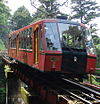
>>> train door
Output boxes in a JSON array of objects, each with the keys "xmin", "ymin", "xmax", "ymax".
[{"xmin": 34, "ymin": 26, "xmax": 39, "ymax": 64}]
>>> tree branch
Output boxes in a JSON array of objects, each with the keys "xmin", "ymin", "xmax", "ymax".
[
  {"xmin": 30, "ymin": 0, "xmax": 48, "ymax": 14},
  {"xmin": 56, "ymin": 0, "xmax": 69, "ymax": 7}
]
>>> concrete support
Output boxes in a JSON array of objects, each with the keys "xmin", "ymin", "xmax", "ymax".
[
  {"xmin": 6, "ymin": 71, "xmax": 24, "ymax": 104},
  {"xmin": 5, "ymin": 67, "xmax": 40, "ymax": 104}
]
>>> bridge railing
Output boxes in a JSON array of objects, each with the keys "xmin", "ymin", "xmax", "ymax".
[{"xmin": 0, "ymin": 50, "xmax": 7, "ymax": 56}]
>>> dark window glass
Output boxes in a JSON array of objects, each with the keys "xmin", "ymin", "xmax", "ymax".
[
  {"xmin": 26, "ymin": 28, "xmax": 32, "ymax": 49},
  {"xmin": 19, "ymin": 28, "xmax": 32, "ymax": 49},
  {"xmin": 19, "ymin": 31, "xmax": 25, "ymax": 49},
  {"xmin": 23, "ymin": 31, "xmax": 26, "ymax": 49},
  {"xmin": 11, "ymin": 34, "xmax": 16, "ymax": 48},
  {"xmin": 19, "ymin": 32, "xmax": 22, "ymax": 48},
  {"xmin": 58, "ymin": 23, "xmax": 85, "ymax": 49},
  {"xmin": 9, "ymin": 37, "xmax": 11, "ymax": 48},
  {"xmin": 83, "ymin": 29, "xmax": 95, "ymax": 54},
  {"xmin": 44, "ymin": 23, "xmax": 61, "ymax": 51}
]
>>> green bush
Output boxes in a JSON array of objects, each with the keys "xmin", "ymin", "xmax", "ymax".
[{"xmin": 0, "ymin": 39, "xmax": 6, "ymax": 50}]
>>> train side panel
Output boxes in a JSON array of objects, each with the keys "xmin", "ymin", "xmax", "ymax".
[
  {"xmin": 86, "ymin": 55, "xmax": 96, "ymax": 73},
  {"xmin": 44, "ymin": 54, "xmax": 62, "ymax": 71}
]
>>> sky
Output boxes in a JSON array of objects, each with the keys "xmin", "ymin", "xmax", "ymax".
[{"xmin": 7, "ymin": 0, "xmax": 100, "ymax": 37}]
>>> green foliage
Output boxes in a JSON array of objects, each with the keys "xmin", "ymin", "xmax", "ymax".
[
  {"xmin": 0, "ymin": 0, "xmax": 10, "ymax": 47},
  {"xmin": 0, "ymin": 88, "xmax": 5, "ymax": 104},
  {"xmin": 92, "ymin": 35, "xmax": 100, "ymax": 67},
  {"xmin": 88, "ymin": 75, "xmax": 100, "ymax": 85},
  {"xmin": 41, "ymin": 0, "xmax": 60, "ymax": 17},
  {"xmin": 31, "ymin": 0, "xmax": 67, "ymax": 21},
  {"xmin": 32, "ymin": 5, "xmax": 46, "ymax": 21},
  {"xmin": 71, "ymin": 0, "xmax": 100, "ymax": 24},
  {"xmin": 96, "ymin": 46, "xmax": 100, "ymax": 68},
  {"xmin": 0, "ymin": 39, "xmax": 6, "ymax": 50},
  {"xmin": 11, "ymin": 6, "xmax": 32, "ymax": 30},
  {"xmin": 4, "ymin": 65, "xmax": 11, "ymax": 78}
]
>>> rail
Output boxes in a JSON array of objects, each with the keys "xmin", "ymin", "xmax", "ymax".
[
  {"xmin": 0, "ymin": 50, "xmax": 7, "ymax": 56},
  {"xmin": 96, "ymin": 68, "xmax": 100, "ymax": 70},
  {"xmin": 83, "ymin": 82, "xmax": 100, "ymax": 90}
]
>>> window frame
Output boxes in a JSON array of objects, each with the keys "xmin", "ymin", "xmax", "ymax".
[{"xmin": 44, "ymin": 22, "xmax": 61, "ymax": 51}]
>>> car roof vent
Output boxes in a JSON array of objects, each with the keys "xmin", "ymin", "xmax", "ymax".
[{"xmin": 56, "ymin": 16, "xmax": 68, "ymax": 20}]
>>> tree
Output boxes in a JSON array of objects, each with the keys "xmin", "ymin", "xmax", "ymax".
[
  {"xmin": 30, "ymin": 0, "xmax": 68, "ymax": 21},
  {"xmin": 71, "ymin": 0, "xmax": 100, "ymax": 24},
  {"xmin": 0, "ymin": 39, "xmax": 5, "ymax": 50},
  {"xmin": 92, "ymin": 35, "xmax": 100, "ymax": 67},
  {"xmin": 96, "ymin": 45, "xmax": 100, "ymax": 67},
  {"xmin": 11, "ymin": 6, "xmax": 32, "ymax": 30},
  {"xmin": 0, "ymin": 0, "xmax": 10, "ymax": 48}
]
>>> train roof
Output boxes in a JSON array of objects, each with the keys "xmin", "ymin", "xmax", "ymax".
[
  {"xmin": 9, "ymin": 19, "xmax": 86, "ymax": 36},
  {"xmin": 34, "ymin": 19, "xmax": 85, "ymax": 26}
]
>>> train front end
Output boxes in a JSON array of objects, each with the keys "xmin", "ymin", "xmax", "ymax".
[
  {"xmin": 58, "ymin": 20, "xmax": 96, "ymax": 74},
  {"xmin": 44, "ymin": 19, "xmax": 96, "ymax": 75}
]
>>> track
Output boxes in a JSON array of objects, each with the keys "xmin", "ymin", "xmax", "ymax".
[
  {"xmin": 58, "ymin": 79, "xmax": 100, "ymax": 104},
  {"xmin": 1, "ymin": 55, "xmax": 100, "ymax": 104}
]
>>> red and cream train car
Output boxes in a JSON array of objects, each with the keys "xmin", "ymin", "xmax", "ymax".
[{"xmin": 8, "ymin": 19, "xmax": 96, "ymax": 76}]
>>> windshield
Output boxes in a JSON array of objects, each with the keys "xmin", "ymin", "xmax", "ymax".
[
  {"xmin": 83, "ymin": 29, "xmax": 95, "ymax": 54},
  {"xmin": 44, "ymin": 23, "xmax": 61, "ymax": 51},
  {"xmin": 44, "ymin": 22, "xmax": 95, "ymax": 54},
  {"xmin": 58, "ymin": 23, "xmax": 85, "ymax": 49}
]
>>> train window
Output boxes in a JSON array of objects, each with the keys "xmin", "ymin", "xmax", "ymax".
[
  {"xmin": 23, "ymin": 31, "xmax": 27, "ymax": 49},
  {"xmin": 11, "ymin": 34, "xmax": 16, "ymax": 48},
  {"xmin": 83, "ymin": 29, "xmax": 95, "ymax": 54},
  {"xmin": 9, "ymin": 35, "xmax": 13, "ymax": 48},
  {"xmin": 39, "ymin": 25, "xmax": 43, "ymax": 50},
  {"xmin": 25, "ymin": 28, "xmax": 32, "ymax": 49},
  {"xmin": 19, "ymin": 32, "xmax": 22, "ymax": 48},
  {"xmin": 24, "ymin": 30, "xmax": 27, "ymax": 48},
  {"xmin": 19, "ymin": 31, "xmax": 23, "ymax": 49},
  {"xmin": 44, "ymin": 23, "xmax": 61, "ymax": 51},
  {"xmin": 9, "ymin": 37, "xmax": 11, "ymax": 48},
  {"xmin": 19, "ymin": 28, "xmax": 32, "ymax": 49},
  {"xmin": 19, "ymin": 31, "xmax": 25, "ymax": 49},
  {"xmin": 58, "ymin": 23, "xmax": 85, "ymax": 49},
  {"xmin": 11, "ymin": 36, "xmax": 13, "ymax": 48}
]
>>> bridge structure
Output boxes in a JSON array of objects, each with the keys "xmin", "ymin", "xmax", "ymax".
[{"xmin": 0, "ymin": 51, "xmax": 100, "ymax": 104}]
